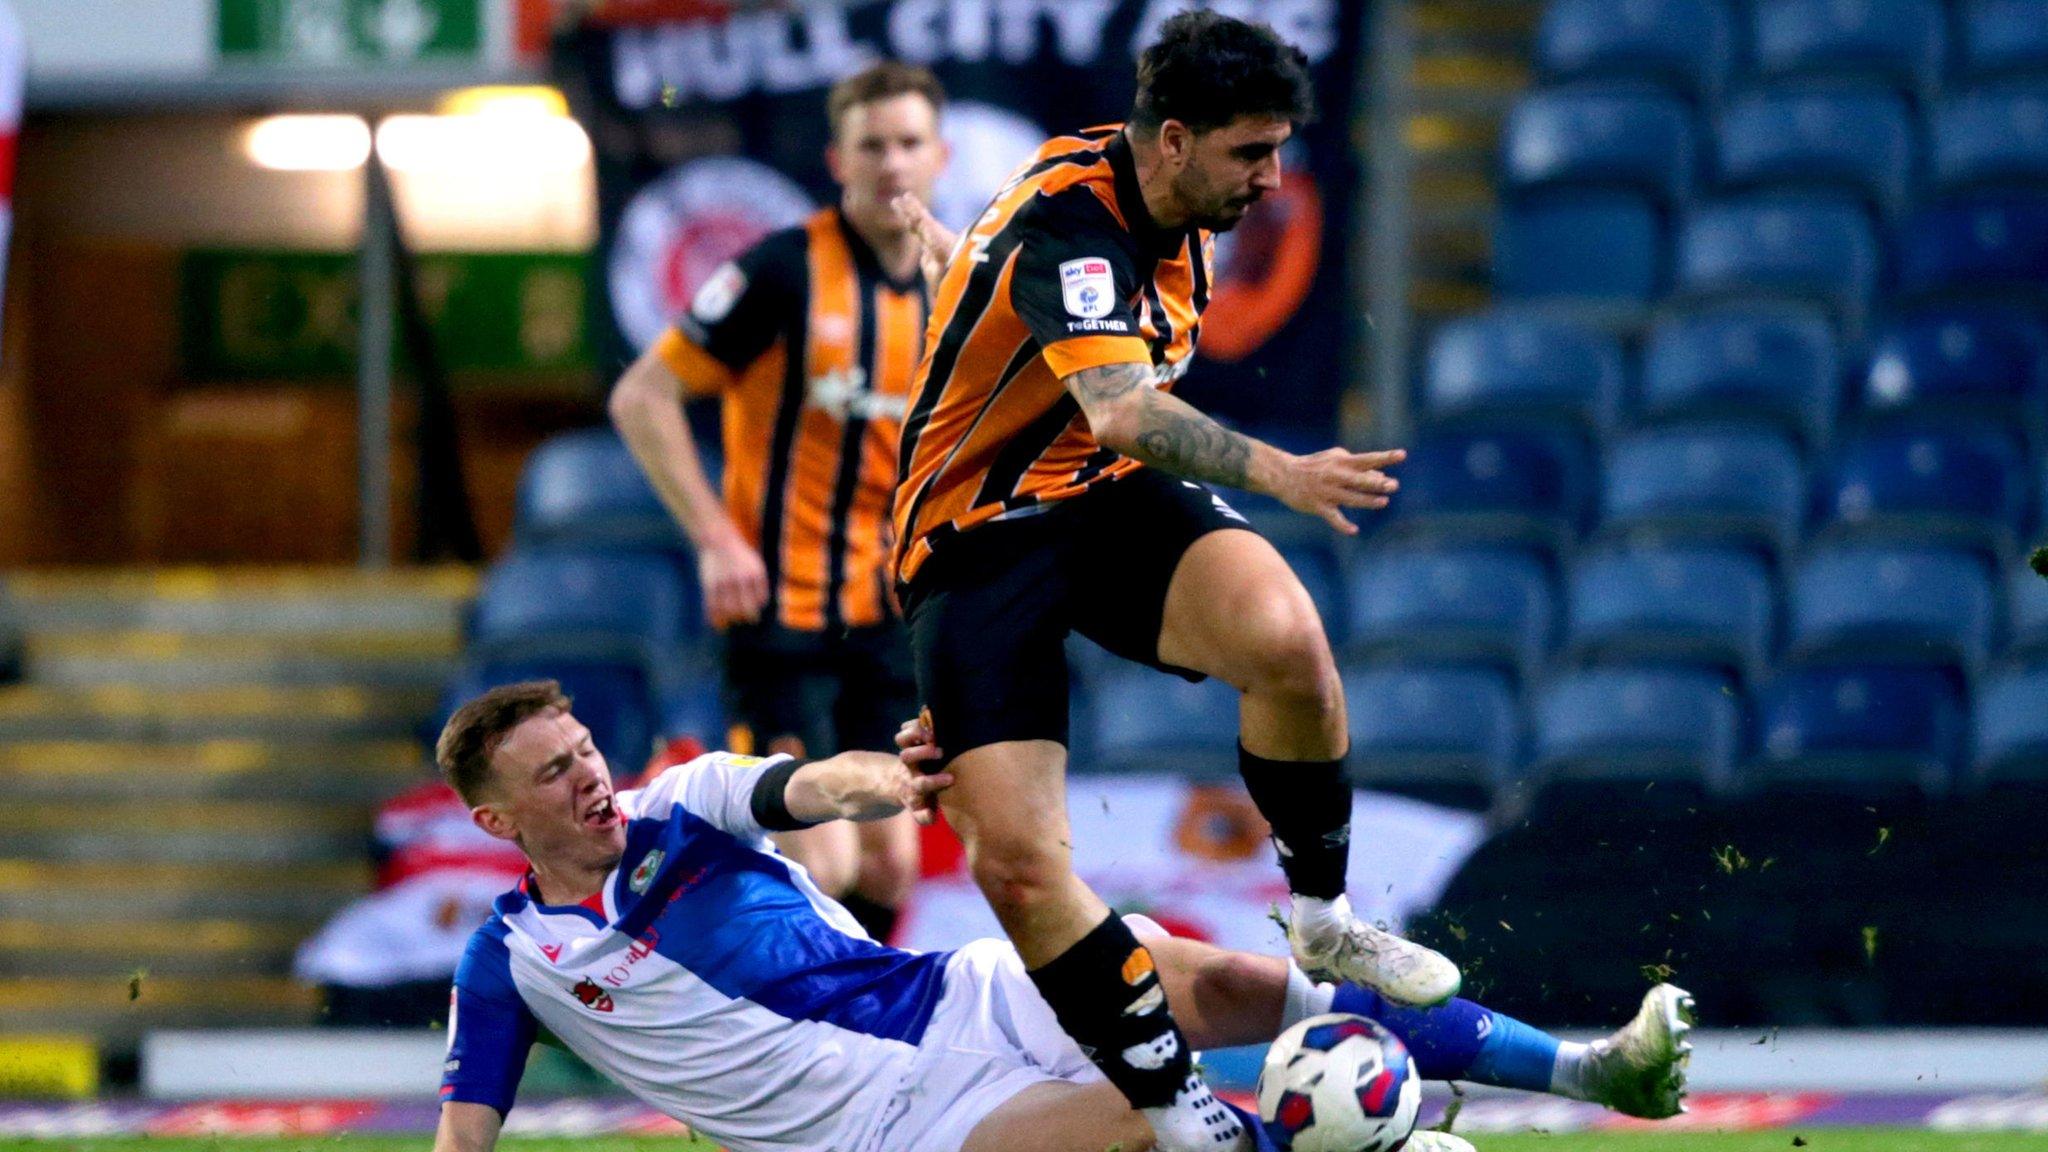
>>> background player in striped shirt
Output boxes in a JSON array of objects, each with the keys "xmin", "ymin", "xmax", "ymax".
[
  {"xmin": 608, "ymin": 62, "xmax": 947, "ymax": 943},
  {"xmin": 429, "ymin": 682, "xmax": 1693, "ymax": 1152},
  {"xmin": 888, "ymin": 15, "xmax": 1460, "ymax": 1148}
]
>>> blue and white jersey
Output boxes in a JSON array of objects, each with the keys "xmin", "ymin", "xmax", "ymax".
[{"xmin": 441, "ymin": 752, "xmax": 953, "ymax": 1152}]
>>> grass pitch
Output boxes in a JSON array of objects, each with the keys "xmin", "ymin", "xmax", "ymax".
[{"xmin": 0, "ymin": 1132, "xmax": 2039, "ymax": 1152}]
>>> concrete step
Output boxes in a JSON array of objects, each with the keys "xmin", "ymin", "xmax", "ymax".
[
  {"xmin": 0, "ymin": 860, "xmax": 370, "ymax": 921},
  {"xmin": 0, "ymin": 739, "xmax": 423, "ymax": 802},
  {"xmin": 0, "ymin": 801, "xmax": 373, "ymax": 864},
  {"xmin": 0, "ymin": 918, "xmax": 315, "ymax": 978},
  {"xmin": 6, "ymin": 568, "xmax": 475, "ymax": 637},
  {"xmin": 23, "ymin": 632, "xmax": 460, "ymax": 689},
  {"xmin": 0, "ymin": 976, "xmax": 318, "ymax": 1044},
  {"xmin": 0, "ymin": 685, "xmax": 437, "ymax": 741}
]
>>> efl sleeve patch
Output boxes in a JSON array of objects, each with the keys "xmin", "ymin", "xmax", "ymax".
[{"xmin": 1059, "ymin": 257, "xmax": 1116, "ymax": 319}]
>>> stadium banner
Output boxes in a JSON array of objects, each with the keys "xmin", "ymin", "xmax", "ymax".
[
  {"xmin": 900, "ymin": 776, "xmax": 1486, "ymax": 958},
  {"xmin": 564, "ymin": 0, "xmax": 1367, "ymax": 430}
]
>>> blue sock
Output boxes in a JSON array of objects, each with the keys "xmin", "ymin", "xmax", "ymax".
[
  {"xmin": 1224, "ymin": 1100, "xmax": 1283, "ymax": 1152},
  {"xmin": 1332, "ymin": 984, "xmax": 1559, "ymax": 1093}
]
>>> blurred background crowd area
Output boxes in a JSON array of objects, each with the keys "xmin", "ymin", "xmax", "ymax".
[{"xmin": 0, "ymin": 0, "xmax": 2046, "ymax": 1094}]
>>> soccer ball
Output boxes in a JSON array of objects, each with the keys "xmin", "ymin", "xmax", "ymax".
[{"xmin": 1256, "ymin": 1013, "xmax": 1421, "ymax": 1152}]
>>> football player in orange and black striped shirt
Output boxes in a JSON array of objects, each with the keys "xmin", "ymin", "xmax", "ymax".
[
  {"xmin": 888, "ymin": 16, "xmax": 1461, "ymax": 1148},
  {"xmin": 607, "ymin": 63, "xmax": 946, "ymax": 944}
]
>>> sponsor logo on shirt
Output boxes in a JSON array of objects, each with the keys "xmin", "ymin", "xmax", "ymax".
[
  {"xmin": 807, "ymin": 367, "xmax": 908, "ymax": 421},
  {"xmin": 629, "ymin": 850, "xmax": 665, "ymax": 895},
  {"xmin": 1060, "ymin": 257, "xmax": 1115, "ymax": 319},
  {"xmin": 571, "ymin": 977, "xmax": 615, "ymax": 1013}
]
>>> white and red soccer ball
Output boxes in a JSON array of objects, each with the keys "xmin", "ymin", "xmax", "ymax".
[{"xmin": 1256, "ymin": 1013, "xmax": 1421, "ymax": 1152}]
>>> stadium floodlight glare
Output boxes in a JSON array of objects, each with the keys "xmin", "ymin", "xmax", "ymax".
[
  {"xmin": 437, "ymin": 85, "xmax": 573, "ymax": 120},
  {"xmin": 374, "ymin": 112, "xmax": 592, "ymax": 174},
  {"xmin": 244, "ymin": 115, "xmax": 373, "ymax": 172}
]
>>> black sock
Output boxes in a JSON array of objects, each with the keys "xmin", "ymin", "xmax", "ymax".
[
  {"xmin": 1026, "ymin": 912, "xmax": 1192, "ymax": 1108},
  {"xmin": 1237, "ymin": 743, "xmax": 1351, "ymax": 900},
  {"xmin": 840, "ymin": 893, "xmax": 900, "ymax": 943}
]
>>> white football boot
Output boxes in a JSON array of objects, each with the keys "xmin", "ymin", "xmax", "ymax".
[
  {"xmin": 1405, "ymin": 1131, "xmax": 1478, "ymax": 1152},
  {"xmin": 1288, "ymin": 912, "xmax": 1462, "ymax": 1007},
  {"xmin": 1581, "ymin": 983, "xmax": 1697, "ymax": 1119}
]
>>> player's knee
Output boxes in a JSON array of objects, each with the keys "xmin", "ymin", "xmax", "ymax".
[
  {"xmin": 967, "ymin": 841, "xmax": 1069, "ymax": 915},
  {"xmin": 1235, "ymin": 592, "xmax": 1339, "ymax": 704},
  {"xmin": 857, "ymin": 841, "xmax": 920, "ymax": 906},
  {"xmin": 1191, "ymin": 950, "xmax": 1273, "ymax": 1009}
]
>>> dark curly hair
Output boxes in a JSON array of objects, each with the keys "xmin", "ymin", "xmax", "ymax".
[{"xmin": 1130, "ymin": 11, "xmax": 1316, "ymax": 135}]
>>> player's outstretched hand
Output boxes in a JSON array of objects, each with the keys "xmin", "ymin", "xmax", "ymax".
[
  {"xmin": 699, "ymin": 533, "xmax": 770, "ymax": 630},
  {"xmin": 1272, "ymin": 446, "xmax": 1406, "ymax": 536},
  {"xmin": 892, "ymin": 193, "xmax": 957, "ymax": 294}
]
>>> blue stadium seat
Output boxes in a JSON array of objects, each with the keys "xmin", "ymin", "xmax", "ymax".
[
  {"xmin": 1085, "ymin": 665, "xmax": 1241, "ymax": 778},
  {"xmin": 1639, "ymin": 307, "xmax": 1841, "ymax": 445},
  {"xmin": 655, "ymin": 662, "xmax": 727, "ymax": 749},
  {"xmin": 1897, "ymin": 195, "xmax": 2048, "ymax": 296},
  {"xmin": 1420, "ymin": 311, "xmax": 1625, "ymax": 430},
  {"xmin": 1930, "ymin": 87, "xmax": 2048, "ymax": 193},
  {"xmin": 1960, "ymin": 0, "xmax": 2048, "ymax": 82},
  {"xmin": 514, "ymin": 428, "xmax": 687, "ymax": 553},
  {"xmin": 1535, "ymin": 0, "xmax": 1733, "ymax": 100},
  {"xmin": 1598, "ymin": 425, "xmax": 1806, "ymax": 559},
  {"xmin": 1379, "ymin": 427, "xmax": 1593, "ymax": 549},
  {"xmin": 1818, "ymin": 425, "xmax": 2029, "ymax": 555},
  {"xmin": 1971, "ymin": 667, "xmax": 2048, "ymax": 788},
  {"xmin": 1786, "ymin": 545, "xmax": 1996, "ymax": 668},
  {"xmin": 1673, "ymin": 198, "xmax": 1880, "ymax": 321},
  {"xmin": 1748, "ymin": 665, "xmax": 1963, "ymax": 796},
  {"xmin": 1345, "ymin": 546, "xmax": 1555, "ymax": 677},
  {"xmin": 1278, "ymin": 541, "xmax": 1346, "ymax": 645},
  {"xmin": 1343, "ymin": 663, "xmax": 1520, "ymax": 807},
  {"xmin": 1748, "ymin": 0, "xmax": 1946, "ymax": 98},
  {"xmin": 470, "ymin": 550, "xmax": 697, "ymax": 678},
  {"xmin": 1860, "ymin": 307, "xmax": 2048, "ymax": 423},
  {"xmin": 1562, "ymin": 546, "xmax": 1776, "ymax": 681},
  {"xmin": 1494, "ymin": 193, "xmax": 1663, "ymax": 302},
  {"xmin": 2005, "ymin": 564, "xmax": 2048, "ymax": 662},
  {"xmin": 1714, "ymin": 88, "xmax": 1914, "ymax": 218},
  {"xmin": 1501, "ymin": 88, "xmax": 1697, "ymax": 204},
  {"xmin": 437, "ymin": 659, "xmax": 658, "ymax": 777},
  {"xmin": 1529, "ymin": 666, "xmax": 1740, "ymax": 796}
]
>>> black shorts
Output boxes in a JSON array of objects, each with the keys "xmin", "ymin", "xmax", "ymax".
[
  {"xmin": 724, "ymin": 620, "xmax": 918, "ymax": 757},
  {"xmin": 902, "ymin": 469, "xmax": 1256, "ymax": 758}
]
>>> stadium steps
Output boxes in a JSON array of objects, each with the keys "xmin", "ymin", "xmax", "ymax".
[
  {"xmin": 1405, "ymin": 0, "xmax": 1542, "ymax": 320},
  {"xmin": 0, "ymin": 567, "xmax": 468, "ymax": 1040}
]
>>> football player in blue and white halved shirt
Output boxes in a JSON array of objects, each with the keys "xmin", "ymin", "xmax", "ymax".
[{"xmin": 431, "ymin": 680, "xmax": 1694, "ymax": 1152}]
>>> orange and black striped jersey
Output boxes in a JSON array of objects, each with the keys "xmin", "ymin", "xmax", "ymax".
[
  {"xmin": 654, "ymin": 206, "xmax": 927, "ymax": 632},
  {"xmin": 891, "ymin": 126, "xmax": 1214, "ymax": 586}
]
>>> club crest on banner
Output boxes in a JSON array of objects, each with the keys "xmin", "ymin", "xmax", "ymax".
[{"xmin": 607, "ymin": 156, "xmax": 814, "ymax": 351}]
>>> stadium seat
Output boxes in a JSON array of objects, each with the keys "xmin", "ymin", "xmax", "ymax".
[
  {"xmin": 1535, "ymin": 0, "xmax": 1733, "ymax": 101},
  {"xmin": 1748, "ymin": 0, "xmax": 1946, "ymax": 98},
  {"xmin": 1959, "ymin": 0, "xmax": 2048, "ymax": 82},
  {"xmin": 1929, "ymin": 87, "xmax": 2048, "ymax": 193},
  {"xmin": 1897, "ymin": 195, "xmax": 2048, "ymax": 296},
  {"xmin": 1598, "ymin": 425, "xmax": 1806, "ymax": 559},
  {"xmin": 1971, "ymin": 666, "xmax": 2048, "ymax": 790},
  {"xmin": 1562, "ymin": 546, "xmax": 1775, "ymax": 681},
  {"xmin": 1817, "ymin": 425, "xmax": 2029, "ymax": 555},
  {"xmin": 437, "ymin": 659, "xmax": 659, "ymax": 777},
  {"xmin": 1378, "ymin": 427, "xmax": 1593, "ymax": 549},
  {"xmin": 1860, "ymin": 307, "xmax": 2048, "ymax": 424},
  {"xmin": 470, "ymin": 550, "xmax": 697, "ymax": 679},
  {"xmin": 1785, "ymin": 545, "xmax": 1996, "ymax": 669},
  {"xmin": 514, "ymin": 428, "xmax": 687, "ymax": 553},
  {"xmin": 655, "ymin": 663, "xmax": 727, "ymax": 749},
  {"xmin": 1748, "ymin": 664, "xmax": 1964, "ymax": 796},
  {"xmin": 1493, "ymin": 193, "xmax": 1663, "ymax": 303},
  {"xmin": 1085, "ymin": 664, "xmax": 1241, "ymax": 778},
  {"xmin": 1528, "ymin": 666, "xmax": 1740, "ymax": 798},
  {"xmin": 1500, "ymin": 87, "xmax": 1697, "ymax": 205},
  {"xmin": 2005, "ymin": 564, "xmax": 2048, "ymax": 662},
  {"xmin": 1638, "ymin": 307, "xmax": 1841, "ymax": 445},
  {"xmin": 1342, "ymin": 663, "xmax": 1520, "ymax": 808},
  {"xmin": 1345, "ymin": 545, "xmax": 1555, "ymax": 678},
  {"xmin": 1713, "ymin": 87, "xmax": 1914, "ymax": 219},
  {"xmin": 1420, "ymin": 311, "xmax": 1624, "ymax": 430},
  {"xmin": 1673, "ymin": 198, "xmax": 1880, "ymax": 322}
]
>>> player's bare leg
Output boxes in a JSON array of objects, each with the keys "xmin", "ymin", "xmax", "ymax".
[
  {"xmin": 1157, "ymin": 529, "xmax": 1461, "ymax": 1006},
  {"xmin": 845, "ymin": 809, "xmax": 920, "ymax": 940},
  {"xmin": 769, "ymin": 820, "xmax": 859, "ymax": 897}
]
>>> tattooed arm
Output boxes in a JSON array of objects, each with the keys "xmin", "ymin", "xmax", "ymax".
[{"xmin": 1062, "ymin": 361, "xmax": 1408, "ymax": 535}]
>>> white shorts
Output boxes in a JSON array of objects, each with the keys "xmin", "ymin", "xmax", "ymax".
[{"xmin": 864, "ymin": 938, "xmax": 1106, "ymax": 1152}]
